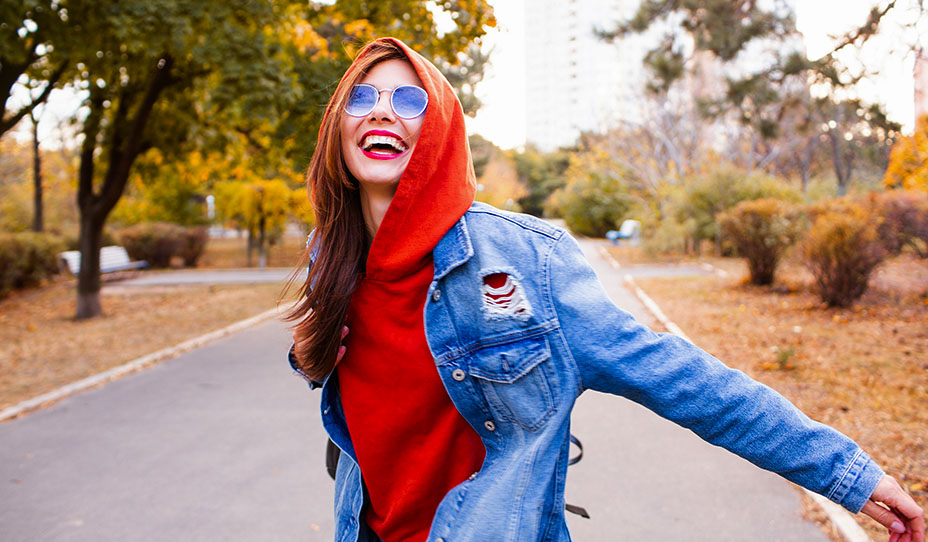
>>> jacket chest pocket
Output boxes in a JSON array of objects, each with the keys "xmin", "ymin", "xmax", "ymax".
[{"xmin": 467, "ymin": 335, "xmax": 555, "ymax": 432}]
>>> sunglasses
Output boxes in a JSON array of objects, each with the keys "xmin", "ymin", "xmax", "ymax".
[{"xmin": 344, "ymin": 84, "xmax": 429, "ymax": 119}]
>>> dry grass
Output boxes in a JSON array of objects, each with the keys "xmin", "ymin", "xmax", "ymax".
[
  {"xmin": 632, "ymin": 254, "xmax": 928, "ymax": 540},
  {"xmin": 0, "ymin": 231, "xmax": 311, "ymax": 414},
  {"xmin": 0, "ymin": 278, "xmax": 291, "ymax": 412}
]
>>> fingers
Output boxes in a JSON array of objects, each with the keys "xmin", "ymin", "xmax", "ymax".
[
  {"xmin": 865, "ymin": 475, "xmax": 926, "ymax": 542},
  {"xmin": 912, "ymin": 511, "xmax": 926, "ymax": 542},
  {"xmin": 862, "ymin": 500, "xmax": 906, "ymax": 534},
  {"xmin": 335, "ymin": 326, "xmax": 349, "ymax": 365}
]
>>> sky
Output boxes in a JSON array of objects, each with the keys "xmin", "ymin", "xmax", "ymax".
[
  {"xmin": 466, "ymin": 0, "xmax": 925, "ymax": 150},
  {"xmin": 464, "ymin": 0, "xmax": 527, "ymax": 151}
]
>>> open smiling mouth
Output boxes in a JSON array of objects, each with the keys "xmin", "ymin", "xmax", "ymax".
[{"xmin": 360, "ymin": 134, "xmax": 408, "ymax": 160}]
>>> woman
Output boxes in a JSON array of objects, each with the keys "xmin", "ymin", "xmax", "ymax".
[{"xmin": 285, "ymin": 37, "xmax": 924, "ymax": 542}]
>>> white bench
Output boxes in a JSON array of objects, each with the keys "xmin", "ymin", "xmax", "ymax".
[{"xmin": 58, "ymin": 246, "xmax": 150, "ymax": 276}]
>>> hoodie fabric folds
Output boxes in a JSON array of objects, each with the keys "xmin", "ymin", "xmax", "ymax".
[{"xmin": 334, "ymin": 38, "xmax": 486, "ymax": 542}]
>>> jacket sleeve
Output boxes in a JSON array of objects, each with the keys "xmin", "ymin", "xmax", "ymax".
[
  {"xmin": 547, "ymin": 231, "xmax": 884, "ymax": 513},
  {"xmin": 286, "ymin": 230, "xmax": 323, "ymax": 390}
]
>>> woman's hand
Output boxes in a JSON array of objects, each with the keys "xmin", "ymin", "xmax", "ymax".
[
  {"xmin": 290, "ymin": 325, "xmax": 350, "ymax": 366},
  {"xmin": 336, "ymin": 325, "xmax": 349, "ymax": 365},
  {"xmin": 861, "ymin": 475, "xmax": 925, "ymax": 542}
]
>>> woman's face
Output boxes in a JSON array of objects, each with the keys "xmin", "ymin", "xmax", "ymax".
[{"xmin": 339, "ymin": 59, "xmax": 426, "ymax": 188}]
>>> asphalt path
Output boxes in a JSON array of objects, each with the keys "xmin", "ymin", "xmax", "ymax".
[{"xmin": 0, "ymin": 239, "xmax": 829, "ymax": 541}]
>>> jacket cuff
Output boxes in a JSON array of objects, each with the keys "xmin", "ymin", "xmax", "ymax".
[
  {"xmin": 829, "ymin": 449, "xmax": 884, "ymax": 513},
  {"xmin": 288, "ymin": 342, "xmax": 323, "ymax": 390}
]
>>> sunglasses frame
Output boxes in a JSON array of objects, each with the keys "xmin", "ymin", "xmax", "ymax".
[{"xmin": 344, "ymin": 83, "xmax": 429, "ymax": 120}]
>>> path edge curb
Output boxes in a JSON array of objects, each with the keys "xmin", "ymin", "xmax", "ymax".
[
  {"xmin": 598, "ymin": 245, "xmax": 871, "ymax": 542},
  {"xmin": 0, "ymin": 305, "xmax": 288, "ymax": 424}
]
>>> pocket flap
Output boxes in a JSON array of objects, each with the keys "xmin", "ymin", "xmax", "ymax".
[{"xmin": 468, "ymin": 336, "xmax": 551, "ymax": 384}]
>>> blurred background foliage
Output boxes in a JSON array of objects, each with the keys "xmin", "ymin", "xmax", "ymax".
[
  {"xmin": 0, "ymin": 0, "xmax": 496, "ymax": 316},
  {"xmin": 0, "ymin": 0, "xmax": 926, "ymax": 310}
]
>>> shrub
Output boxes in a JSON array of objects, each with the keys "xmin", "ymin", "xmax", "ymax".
[
  {"xmin": 550, "ymin": 147, "xmax": 644, "ymax": 237},
  {"xmin": 669, "ymin": 167, "xmax": 800, "ymax": 254},
  {"xmin": 177, "ymin": 226, "xmax": 209, "ymax": 267},
  {"xmin": 644, "ymin": 215, "xmax": 694, "ymax": 255},
  {"xmin": 719, "ymin": 198, "xmax": 805, "ymax": 285},
  {"xmin": 560, "ymin": 158, "xmax": 638, "ymax": 238},
  {"xmin": 874, "ymin": 190, "xmax": 928, "ymax": 258},
  {"xmin": 805, "ymin": 195, "xmax": 869, "ymax": 223},
  {"xmin": 0, "ymin": 232, "xmax": 66, "ymax": 298},
  {"xmin": 117, "ymin": 222, "xmax": 186, "ymax": 268},
  {"xmin": 800, "ymin": 204, "xmax": 886, "ymax": 307},
  {"xmin": 63, "ymin": 229, "xmax": 119, "ymax": 251}
]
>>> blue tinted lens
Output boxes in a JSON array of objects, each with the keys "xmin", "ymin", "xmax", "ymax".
[
  {"xmin": 345, "ymin": 85, "xmax": 378, "ymax": 117},
  {"xmin": 391, "ymin": 85, "xmax": 428, "ymax": 118}
]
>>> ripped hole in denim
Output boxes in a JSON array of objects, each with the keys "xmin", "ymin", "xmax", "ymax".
[{"xmin": 482, "ymin": 272, "xmax": 532, "ymax": 321}]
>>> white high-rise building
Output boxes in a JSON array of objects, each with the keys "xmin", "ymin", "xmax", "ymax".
[
  {"xmin": 524, "ymin": 0, "xmax": 652, "ymax": 151},
  {"xmin": 915, "ymin": 49, "xmax": 928, "ymax": 125}
]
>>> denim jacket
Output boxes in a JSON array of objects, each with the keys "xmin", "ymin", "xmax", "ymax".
[{"xmin": 289, "ymin": 202, "xmax": 884, "ymax": 542}]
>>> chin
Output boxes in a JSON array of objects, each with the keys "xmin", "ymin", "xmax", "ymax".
[{"xmin": 349, "ymin": 155, "xmax": 412, "ymax": 187}]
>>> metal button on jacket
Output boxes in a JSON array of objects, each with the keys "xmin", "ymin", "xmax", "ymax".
[
  {"xmin": 452, "ymin": 368, "xmax": 466, "ymax": 381},
  {"xmin": 484, "ymin": 420, "xmax": 496, "ymax": 431},
  {"xmin": 432, "ymin": 288, "xmax": 442, "ymax": 302}
]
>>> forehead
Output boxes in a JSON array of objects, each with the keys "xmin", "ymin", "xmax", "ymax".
[{"xmin": 360, "ymin": 58, "xmax": 423, "ymax": 89}]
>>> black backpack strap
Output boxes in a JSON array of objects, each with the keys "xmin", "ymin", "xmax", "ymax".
[
  {"xmin": 568, "ymin": 433, "xmax": 583, "ymax": 465},
  {"xmin": 565, "ymin": 503, "xmax": 590, "ymax": 518},
  {"xmin": 564, "ymin": 433, "xmax": 589, "ymax": 518},
  {"xmin": 326, "ymin": 438, "xmax": 340, "ymax": 480}
]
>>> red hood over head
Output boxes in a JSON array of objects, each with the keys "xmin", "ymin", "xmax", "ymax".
[{"xmin": 338, "ymin": 37, "xmax": 477, "ymax": 281}]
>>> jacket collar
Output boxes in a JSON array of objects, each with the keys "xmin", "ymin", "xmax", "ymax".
[{"xmin": 432, "ymin": 204, "xmax": 475, "ymax": 281}]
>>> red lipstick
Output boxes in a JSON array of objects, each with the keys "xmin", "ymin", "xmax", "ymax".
[{"xmin": 359, "ymin": 130, "xmax": 408, "ymax": 160}]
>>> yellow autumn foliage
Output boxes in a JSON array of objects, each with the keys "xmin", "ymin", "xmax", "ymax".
[
  {"xmin": 213, "ymin": 178, "xmax": 292, "ymax": 239},
  {"xmin": 884, "ymin": 114, "xmax": 928, "ymax": 191},
  {"xmin": 475, "ymin": 154, "xmax": 525, "ymax": 211}
]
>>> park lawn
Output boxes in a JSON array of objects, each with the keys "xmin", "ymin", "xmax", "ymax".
[
  {"xmin": 0, "ymin": 279, "xmax": 293, "ymax": 413},
  {"xmin": 632, "ymin": 255, "xmax": 927, "ymax": 541}
]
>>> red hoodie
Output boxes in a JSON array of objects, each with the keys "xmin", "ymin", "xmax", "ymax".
[{"xmin": 334, "ymin": 38, "xmax": 487, "ymax": 542}]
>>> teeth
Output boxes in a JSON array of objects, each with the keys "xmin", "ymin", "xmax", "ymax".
[{"xmin": 362, "ymin": 134, "xmax": 407, "ymax": 153}]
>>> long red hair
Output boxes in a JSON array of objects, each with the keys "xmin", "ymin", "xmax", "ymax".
[{"xmin": 283, "ymin": 41, "xmax": 409, "ymax": 380}]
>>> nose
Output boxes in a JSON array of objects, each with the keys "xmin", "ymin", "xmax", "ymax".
[{"xmin": 369, "ymin": 88, "xmax": 395, "ymax": 121}]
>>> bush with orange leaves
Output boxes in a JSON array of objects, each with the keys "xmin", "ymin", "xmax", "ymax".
[
  {"xmin": 718, "ymin": 198, "xmax": 805, "ymax": 286},
  {"xmin": 801, "ymin": 201, "xmax": 887, "ymax": 307}
]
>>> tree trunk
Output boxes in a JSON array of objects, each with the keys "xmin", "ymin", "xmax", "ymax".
[
  {"xmin": 246, "ymin": 231, "xmax": 254, "ymax": 268},
  {"xmin": 829, "ymin": 132, "xmax": 849, "ymax": 196},
  {"xmin": 258, "ymin": 216, "xmax": 267, "ymax": 269},
  {"xmin": 74, "ymin": 55, "xmax": 174, "ymax": 319},
  {"xmin": 30, "ymin": 112, "xmax": 43, "ymax": 233},
  {"xmin": 799, "ymin": 135, "xmax": 816, "ymax": 193},
  {"xmin": 75, "ymin": 213, "xmax": 104, "ymax": 319}
]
